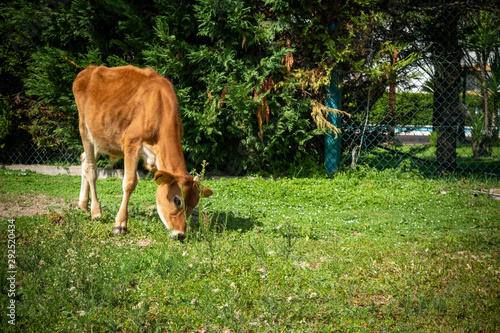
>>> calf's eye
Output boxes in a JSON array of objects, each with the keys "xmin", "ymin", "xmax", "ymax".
[{"xmin": 173, "ymin": 196, "xmax": 182, "ymax": 207}]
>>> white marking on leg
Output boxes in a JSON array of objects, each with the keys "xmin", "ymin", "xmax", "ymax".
[{"xmin": 79, "ymin": 152, "xmax": 90, "ymax": 210}]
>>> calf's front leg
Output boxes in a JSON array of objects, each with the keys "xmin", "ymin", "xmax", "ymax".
[{"xmin": 113, "ymin": 144, "xmax": 139, "ymax": 235}]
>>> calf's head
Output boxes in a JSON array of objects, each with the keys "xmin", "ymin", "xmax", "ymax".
[{"xmin": 154, "ymin": 171, "xmax": 213, "ymax": 240}]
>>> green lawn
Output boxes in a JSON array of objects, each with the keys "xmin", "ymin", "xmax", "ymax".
[{"xmin": 1, "ymin": 168, "xmax": 499, "ymax": 332}]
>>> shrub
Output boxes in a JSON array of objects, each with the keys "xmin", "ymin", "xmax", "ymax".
[{"xmin": 370, "ymin": 92, "xmax": 433, "ymax": 126}]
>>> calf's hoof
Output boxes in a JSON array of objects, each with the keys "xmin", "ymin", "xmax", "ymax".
[
  {"xmin": 91, "ymin": 216, "xmax": 102, "ymax": 223},
  {"xmin": 91, "ymin": 211, "xmax": 102, "ymax": 221},
  {"xmin": 113, "ymin": 226, "xmax": 127, "ymax": 236}
]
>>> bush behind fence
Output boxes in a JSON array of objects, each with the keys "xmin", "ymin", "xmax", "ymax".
[{"xmin": 1, "ymin": 1, "xmax": 499, "ymax": 177}]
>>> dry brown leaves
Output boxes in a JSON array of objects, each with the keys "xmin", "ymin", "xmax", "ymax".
[{"xmin": 254, "ymin": 77, "xmax": 275, "ymax": 139}]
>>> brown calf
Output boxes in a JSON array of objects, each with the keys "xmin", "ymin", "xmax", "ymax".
[{"xmin": 73, "ymin": 65, "xmax": 212, "ymax": 240}]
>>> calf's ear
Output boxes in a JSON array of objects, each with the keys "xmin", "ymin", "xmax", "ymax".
[
  {"xmin": 192, "ymin": 176, "xmax": 213, "ymax": 197},
  {"xmin": 199, "ymin": 185, "xmax": 213, "ymax": 198},
  {"xmin": 154, "ymin": 171, "xmax": 175, "ymax": 185}
]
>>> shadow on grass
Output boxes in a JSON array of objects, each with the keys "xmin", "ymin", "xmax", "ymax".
[
  {"xmin": 64, "ymin": 201, "xmax": 262, "ymax": 237},
  {"xmin": 189, "ymin": 209, "xmax": 262, "ymax": 234},
  {"xmin": 355, "ymin": 145, "xmax": 500, "ymax": 177}
]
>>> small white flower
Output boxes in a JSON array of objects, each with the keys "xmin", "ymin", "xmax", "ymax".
[
  {"xmin": 132, "ymin": 302, "xmax": 143, "ymax": 310},
  {"xmin": 77, "ymin": 310, "xmax": 86, "ymax": 316},
  {"xmin": 309, "ymin": 292, "xmax": 318, "ymax": 299},
  {"xmin": 69, "ymin": 286, "xmax": 76, "ymax": 292},
  {"xmin": 230, "ymin": 282, "xmax": 236, "ymax": 289},
  {"xmin": 191, "ymin": 299, "xmax": 196, "ymax": 305},
  {"xmin": 212, "ymin": 288, "xmax": 220, "ymax": 293}
]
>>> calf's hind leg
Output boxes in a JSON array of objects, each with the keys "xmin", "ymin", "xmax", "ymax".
[
  {"xmin": 79, "ymin": 153, "xmax": 90, "ymax": 212},
  {"xmin": 78, "ymin": 151, "xmax": 101, "ymax": 213},
  {"xmin": 80, "ymin": 143, "xmax": 102, "ymax": 220}
]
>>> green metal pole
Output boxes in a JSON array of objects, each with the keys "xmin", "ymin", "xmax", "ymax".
[{"xmin": 325, "ymin": 23, "xmax": 342, "ymax": 175}]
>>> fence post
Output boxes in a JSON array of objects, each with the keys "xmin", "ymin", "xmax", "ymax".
[{"xmin": 325, "ymin": 22, "xmax": 342, "ymax": 175}]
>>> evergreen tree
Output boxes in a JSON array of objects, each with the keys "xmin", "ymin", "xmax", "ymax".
[{"xmin": 2, "ymin": 0, "xmax": 497, "ymax": 173}]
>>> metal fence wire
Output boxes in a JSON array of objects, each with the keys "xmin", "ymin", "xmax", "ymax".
[
  {"xmin": 328, "ymin": 5, "xmax": 499, "ymax": 176},
  {"xmin": 0, "ymin": 5, "xmax": 498, "ymax": 177},
  {"xmin": 0, "ymin": 141, "xmax": 80, "ymax": 166}
]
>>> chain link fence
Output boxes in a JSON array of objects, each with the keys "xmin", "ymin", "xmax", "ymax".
[
  {"xmin": 329, "ymin": 5, "xmax": 500, "ymax": 177},
  {"xmin": 1, "ymin": 5, "xmax": 498, "ymax": 177},
  {"xmin": 0, "ymin": 140, "xmax": 80, "ymax": 166}
]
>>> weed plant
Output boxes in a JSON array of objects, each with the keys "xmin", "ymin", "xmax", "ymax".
[{"xmin": 0, "ymin": 167, "xmax": 499, "ymax": 332}]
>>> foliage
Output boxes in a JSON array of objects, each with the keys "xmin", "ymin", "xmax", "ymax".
[
  {"xmin": 0, "ymin": 96, "xmax": 18, "ymax": 147},
  {"xmin": 23, "ymin": 48, "xmax": 82, "ymax": 150},
  {"xmin": 0, "ymin": 1, "xmax": 45, "ymax": 149},
  {"xmin": 1, "ymin": 0, "xmax": 499, "ymax": 175},
  {"xmin": 0, "ymin": 0, "xmax": 39, "ymax": 92},
  {"xmin": 429, "ymin": 131, "xmax": 438, "ymax": 147},
  {"xmin": 370, "ymin": 92, "xmax": 433, "ymax": 126},
  {"xmin": 1, "ymin": 169, "xmax": 499, "ymax": 331},
  {"xmin": 2, "ymin": 0, "xmax": 344, "ymax": 174},
  {"xmin": 461, "ymin": 9, "xmax": 500, "ymax": 158},
  {"xmin": 141, "ymin": 0, "xmax": 349, "ymax": 173}
]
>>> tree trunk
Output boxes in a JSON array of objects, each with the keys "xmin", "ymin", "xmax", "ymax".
[
  {"xmin": 387, "ymin": 49, "xmax": 398, "ymax": 143},
  {"xmin": 480, "ymin": 51, "xmax": 490, "ymax": 137},
  {"xmin": 431, "ymin": 9, "xmax": 461, "ymax": 171},
  {"xmin": 479, "ymin": 53, "xmax": 493, "ymax": 157}
]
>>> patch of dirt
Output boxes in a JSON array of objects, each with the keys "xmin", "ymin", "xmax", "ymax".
[
  {"xmin": 0, "ymin": 193, "xmax": 75, "ymax": 219},
  {"xmin": 111, "ymin": 237, "xmax": 156, "ymax": 248}
]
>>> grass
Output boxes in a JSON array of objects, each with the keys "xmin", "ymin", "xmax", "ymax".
[{"xmin": 1, "ymin": 167, "xmax": 499, "ymax": 332}]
